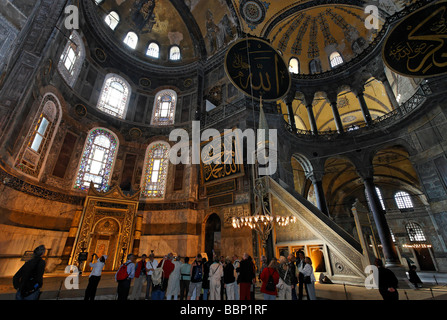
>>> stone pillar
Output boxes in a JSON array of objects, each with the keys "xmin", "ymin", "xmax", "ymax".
[
  {"xmin": 132, "ymin": 213, "xmax": 143, "ymax": 257},
  {"xmin": 362, "ymin": 176, "xmax": 400, "ymax": 266},
  {"xmin": 286, "ymin": 100, "xmax": 297, "ymax": 132},
  {"xmin": 380, "ymin": 76, "xmax": 400, "ymax": 110},
  {"xmin": 309, "ymin": 173, "xmax": 329, "ymax": 216},
  {"xmin": 356, "ymin": 89, "xmax": 373, "ymax": 125},
  {"xmin": 326, "ymin": 93, "xmax": 344, "ymax": 133},
  {"xmin": 60, "ymin": 209, "xmax": 83, "ymax": 267},
  {"xmin": 306, "ymin": 103, "xmax": 318, "ymax": 134}
]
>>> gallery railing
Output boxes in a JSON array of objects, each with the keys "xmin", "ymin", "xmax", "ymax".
[{"xmin": 284, "ymin": 82, "xmax": 432, "ymax": 141}]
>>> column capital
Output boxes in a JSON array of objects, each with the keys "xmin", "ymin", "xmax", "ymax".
[{"xmin": 351, "ymin": 85, "xmax": 365, "ymax": 97}]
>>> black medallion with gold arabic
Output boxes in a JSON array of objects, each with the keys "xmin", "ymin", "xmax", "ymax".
[
  {"xmin": 225, "ymin": 38, "xmax": 291, "ymax": 101},
  {"xmin": 383, "ymin": 0, "xmax": 447, "ymax": 78}
]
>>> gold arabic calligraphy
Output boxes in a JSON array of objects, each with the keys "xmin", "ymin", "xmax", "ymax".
[
  {"xmin": 202, "ymin": 136, "xmax": 241, "ymax": 182},
  {"xmin": 388, "ymin": 5, "xmax": 447, "ymax": 74}
]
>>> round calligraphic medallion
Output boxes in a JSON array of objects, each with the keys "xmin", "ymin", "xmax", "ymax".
[
  {"xmin": 382, "ymin": 0, "xmax": 447, "ymax": 78},
  {"xmin": 224, "ymin": 38, "xmax": 291, "ymax": 101}
]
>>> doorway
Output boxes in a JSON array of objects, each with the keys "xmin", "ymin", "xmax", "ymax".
[
  {"xmin": 414, "ymin": 247, "xmax": 436, "ymax": 271},
  {"xmin": 205, "ymin": 213, "xmax": 221, "ymax": 259}
]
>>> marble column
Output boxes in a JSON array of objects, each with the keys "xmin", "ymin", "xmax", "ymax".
[
  {"xmin": 306, "ymin": 103, "xmax": 318, "ymax": 134},
  {"xmin": 356, "ymin": 89, "xmax": 372, "ymax": 125},
  {"xmin": 329, "ymin": 99, "xmax": 344, "ymax": 133},
  {"xmin": 309, "ymin": 174, "xmax": 329, "ymax": 216},
  {"xmin": 286, "ymin": 100, "xmax": 297, "ymax": 132},
  {"xmin": 363, "ymin": 177, "xmax": 400, "ymax": 266},
  {"xmin": 381, "ymin": 76, "xmax": 400, "ymax": 110}
]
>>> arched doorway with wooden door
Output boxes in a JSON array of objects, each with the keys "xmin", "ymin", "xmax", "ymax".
[{"xmin": 204, "ymin": 213, "xmax": 221, "ymax": 260}]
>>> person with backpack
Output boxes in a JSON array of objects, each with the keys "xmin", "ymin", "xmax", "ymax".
[
  {"xmin": 260, "ymin": 259, "xmax": 280, "ymax": 300},
  {"xmin": 115, "ymin": 254, "xmax": 136, "ymax": 300},
  {"xmin": 151, "ymin": 253, "xmax": 175, "ymax": 300},
  {"xmin": 187, "ymin": 254, "xmax": 204, "ymax": 300},
  {"xmin": 13, "ymin": 245, "xmax": 46, "ymax": 300}
]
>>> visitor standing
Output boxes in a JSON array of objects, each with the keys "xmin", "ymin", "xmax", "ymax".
[
  {"xmin": 13, "ymin": 245, "xmax": 46, "ymax": 300},
  {"xmin": 145, "ymin": 253, "xmax": 158, "ymax": 299},
  {"xmin": 375, "ymin": 258, "xmax": 399, "ymax": 300},
  {"xmin": 209, "ymin": 257, "xmax": 224, "ymax": 300},
  {"xmin": 188, "ymin": 254, "xmax": 204, "ymax": 300},
  {"xmin": 115, "ymin": 254, "xmax": 136, "ymax": 300},
  {"xmin": 237, "ymin": 253, "xmax": 256, "ymax": 300},
  {"xmin": 84, "ymin": 254, "xmax": 106, "ymax": 300},
  {"xmin": 180, "ymin": 257, "xmax": 191, "ymax": 300},
  {"xmin": 260, "ymin": 259, "xmax": 280, "ymax": 300},
  {"xmin": 233, "ymin": 255, "xmax": 241, "ymax": 300},
  {"xmin": 277, "ymin": 256, "xmax": 293, "ymax": 300},
  {"xmin": 130, "ymin": 254, "xmax": 147, "ymax": 300},
  {"xmin": 302, "ymin": 257, "xmax": 317, "ymax": 300},
  {"xmin": 296, "ymin": 250, "xmax": 309, "ymax": 300},
  {"xmin": 166, "ymin": 256, "xmax": 182, "ymax": 300},
  {"xmin": 223, "ymin": 256, "xmax": 237, "ymax": 300}
]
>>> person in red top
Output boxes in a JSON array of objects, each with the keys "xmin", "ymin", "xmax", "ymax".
[
  {"xmin": 260, "ymin": 259, "xmax": 280, "ymax": 300},
  {"xmin": 152, "ymin": 253, "xmax": 175, "ymax": 300}
]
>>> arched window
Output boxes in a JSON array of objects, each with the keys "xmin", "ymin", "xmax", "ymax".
[
  {"xmin": 146, "ymin": 42, "xmax": 160, "ymax": 58},
  {"xmin": 330, "ymin": 51, "xmax": 344, "ymax": 68},
  {"xmin": 105, "ymin": 11, "xmax": 120, "ymax": 30},
  {"xmin": 169, "ymin": 46, "xmax": 181, "ymax": 61},
  {"xmin": 123, "ymin": 31, "xmax": 138, "ymax": 49},
  {"xmin": 395, "ymin": 191, "xmax": 414, "ymax": 209},
  {"xmin": 406, "ymin": 222, "xmax": 426, "ymax": 242},
  {"xmin": 309, "ymin": 59, "xmax": 322, "ymax": 74},
  {"xmin": 151, "ymin": 89, "xmax": 177, "ymax": 125},
  {"xmin": 375, "ymin": 187, "xmax": 386, "ymax": 211},
  {"xmin": 15, "ymin": 94, "xmax": 62, "ymax": 178},
  {"xmin": 141, "ymin": 142, "xmax": 170, "ymax": 199},
  {"xmin": 97, "ymin": 74, "xmax": 131, "ymax": 119},
  {"xmin": 58, "ymin": 31, "xmax": 85, "ymax": 87},
  {"xmin": 289, "ymin": 57, "xmax": 299, "ymax": 74},
  {"xmin": 74, "ymin": 128, "xmax": 118, "ymax": 192}
]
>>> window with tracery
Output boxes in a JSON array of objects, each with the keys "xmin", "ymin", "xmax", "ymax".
[
  {"xmin": 289, "ymin": 57, "xmax": 299, "ymax": 74},
  {"xmin": 395, "ymin": 191, "xmax": 414, "ymax": 209},
  {"xmin": 74, "ymin": 128, "xmax": 118, "ymax": 192},
  {"xmin": 123, "ymin": 31, "xmax": 138, "ymax": 49},
  {"xmin": 141, "ymin": 142, "xmax": 170, "ymax": 198},
  {"xmin": 146, "ymin": 42, "xmax": 159, "ymax": 58},
  {"xmin": 15, "ymin": 94, "xmax": 62, "ymax": 178},
  {"xmin": 58, "ymin": 31, "xmax": 85, "ymax": 87},
  {"xmin": 406, "ymin": 222, "xmax": 426, "ymax": 242},
  {"xmin": 330, "ymin": 51, "xmax": 344, "ymax": 68},
  {"xmin": 169, "ymin": 46, "xmax": 181, "ymax": 61},
  {"xmin": 105, "ymin": 11, "xmax": 120, "ymax": 30},
  {"xmin": 151, "ymin": 89, "xmax": 177, "ymax": 125},
  {"xmin": 97, "ymin": 74, "xmax": 130, "ymax": 119}
]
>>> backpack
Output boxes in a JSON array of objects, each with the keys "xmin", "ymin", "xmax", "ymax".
[
  {"xmin": 152, "ymin": 260, "xmax": 165, "ymax": 286},
  {"xmin": 116, "ymin": 262, "xmax": 130, "ymax": 281},
  {"xmin": 265, "ymin": 269, "xmax": 276, "ymax": 292},
  {"xmin": 192, "ymin": 262, "xmax": 203, "ymax": 282}
]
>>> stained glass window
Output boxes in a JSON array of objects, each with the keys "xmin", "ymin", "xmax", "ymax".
[
  {"xmin": 105, "ymin": 11, "xmax": 120, "ymax": 30},
  {"xmin": 58, "ymin": 31, "xmax": 85, "ymax": 87},
  {"xmin": 330, "ymin": 51, "xmax": 343, "ymax": 68},
  {"xmin": 97, "ymin": 74, "xmax": 130, "ymax": 119},
  {"xmin": 141, "ymin": 142, "xmax": 170, "ymax": 198},
  {"xmin": 74, "ymin": 128, "xmax": 118, "ymax": 192},
  {"xmin": 146, "ymin": 42, "xmax": 159, "ymax": 58},
  {"xmin": 15, "ymin": 94, "xmax": 61, "ymax": 178},
  {"xmin": 169, "ymin": 46, "xmax": 181, "ymax": 61},
  {"xmin": 395, "ymin": 191, "xmax": 414, "ymax": 209},
  {"xmin": 151, "ymin": 89, "xmax": 176, "ymax": 125}
]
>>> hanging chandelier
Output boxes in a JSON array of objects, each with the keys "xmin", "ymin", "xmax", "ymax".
[{"xmin": 231, "ymin": 177, "xmax": 297, "ymax": 250}]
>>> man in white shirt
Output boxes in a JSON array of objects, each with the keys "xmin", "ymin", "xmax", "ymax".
[
  {"xmin": 84, "ymin": 254, "xmax": 107, "ymax": 300},
  {"xmin": 116, "ymin": 254, "xmax": 136, "ymax": 300},
  {"xmin": 145, "ymin": 253, "xmax": 158, "ymax": 300}
]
